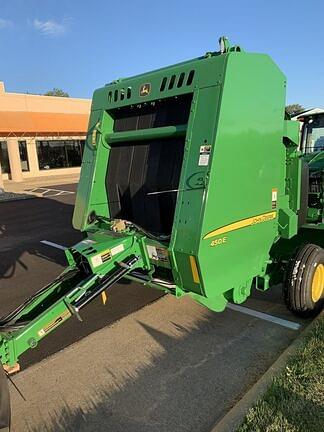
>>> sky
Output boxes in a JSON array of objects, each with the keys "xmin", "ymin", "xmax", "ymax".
[{"xmin": 1, "ymin": 0, "xmax": 323, "ymax": 108}]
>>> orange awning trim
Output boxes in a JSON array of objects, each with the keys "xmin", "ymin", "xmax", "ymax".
[{"xmin": 0, "ymin": 111, "xmax": 89, "ymax": 134}]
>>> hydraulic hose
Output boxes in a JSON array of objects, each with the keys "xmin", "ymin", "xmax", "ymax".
[{"xmin": 0, "ymin": 268, "xmax": 79, "ymax": 328}]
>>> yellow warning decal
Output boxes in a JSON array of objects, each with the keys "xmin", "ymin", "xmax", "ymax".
[
  {"xmin": 38, "ymin": 310, "xmax": 71, "ymax": 338},
  {"xmin": 189, "ymin": 255, "xmax": 200, "ymax": 284},
  {"xmin": 101, "ymin": 291, "xmax": 108, "ymax": 305},
  {"xmin": 203, "ymin": 211, "xmax": 277, "ymax": 240}
]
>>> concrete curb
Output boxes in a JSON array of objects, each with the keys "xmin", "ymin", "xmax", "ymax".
[
  {"xmin": 210, "ymin": 310, "xmax": 323, "ymax": 432},
  {"xmin": 0, "ymin": 193, "xmax": 36, "ymax": 203}
]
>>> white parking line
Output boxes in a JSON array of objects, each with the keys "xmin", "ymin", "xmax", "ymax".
[
  {"xmin": 227, "ymin": 303, "xmax": 301, "ymax": 330},
  {"xmin": 40, "ymin": 240, "xmax": 67, "ymax": 251},
  {"xmin": 27, "ymin": 187, "xmax": 75, "ymax": 197}
]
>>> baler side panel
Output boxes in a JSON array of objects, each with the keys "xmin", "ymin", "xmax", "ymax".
[
  {"xmin": 171, "ymin": 85, "xmax": 223, "ymax": 295},
  {"xmin": 73, "ymin": 109, "xmax": 113, "ymax": 230},
  {"xmin": 199, "ymin": 53, "xmax": 287, "ymax": 301}
]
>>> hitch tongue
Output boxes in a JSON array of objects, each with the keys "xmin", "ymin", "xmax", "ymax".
[{"xmin": 0, "ymin": 255, "xmax": 139, "ymax": 429}]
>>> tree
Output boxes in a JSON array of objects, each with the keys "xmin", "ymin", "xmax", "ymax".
[
  {"xmin": 286, "ymin": 103, "xmax": 305, "ymax": 116},
  {"xmin": 44, "ymin": 88, "xmax": 69, "ymax": 97}
]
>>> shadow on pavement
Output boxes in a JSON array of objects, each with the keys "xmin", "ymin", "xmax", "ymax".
[
  {"xmin": 0, "ymin": 197, "xmax": 78, "ymax": 280},
  {"xmin": 24, "ymin": 310, "xmax": 299, "ymax": 432}
]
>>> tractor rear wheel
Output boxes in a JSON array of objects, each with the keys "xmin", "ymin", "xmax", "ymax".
[{"xmin": 284, "ymin": 243, "xmax": 324, "ymax": 317}]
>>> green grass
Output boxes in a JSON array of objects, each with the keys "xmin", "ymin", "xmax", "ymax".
[{"xmin": 237, "ymin": 315, "xmax": 324, "ymax": 432}]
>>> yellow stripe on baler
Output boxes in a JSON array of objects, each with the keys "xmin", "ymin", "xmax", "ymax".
[
  {"xmin": 203, "ymin": 211, "xmax": 277, "ymax": 240},
  {"xmin": 189, "ymin": 255, "xmax": 201, "ymax": 284}
]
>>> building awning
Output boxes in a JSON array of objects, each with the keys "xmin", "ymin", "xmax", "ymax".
[{"xmin": 0, "ymin": 111, "xmax": 89, "ymax": 136}]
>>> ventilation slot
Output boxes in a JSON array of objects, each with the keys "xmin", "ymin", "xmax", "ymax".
[
  {"xmin": 168, "ymin": 75, "xmax": 176, "ymax": 90},
  {"xmin": 186, "ymin": 70, "xmax": 195, "ymax": 86},
  {"xmin": 177, "ymin": 72, "xmax": 185, "ymax": 88},
  {"xmin": 160, "ymin": 71, "xmax": 194, "ymax": 92},
  {"xmin": 160, "ymin": 77, "xmax": 167, "ymax": 92},
  {"xmin": 109, "ymin": 87, "xmax": 132, "ymax": 103}
]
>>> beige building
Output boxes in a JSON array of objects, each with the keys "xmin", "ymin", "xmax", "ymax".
[{"xmin": 0, "ymin": 81, "xmax": 91, "ymax": 187}]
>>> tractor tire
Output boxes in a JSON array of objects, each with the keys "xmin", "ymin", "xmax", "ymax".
[{"xmin": 284, "ymin": 243, "xmax": 324, "ymax": 318}]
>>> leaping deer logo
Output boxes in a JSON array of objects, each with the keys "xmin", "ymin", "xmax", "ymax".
[{"xmin": 140, "ymin": 83, "xmax": 151, "ymax": 96}]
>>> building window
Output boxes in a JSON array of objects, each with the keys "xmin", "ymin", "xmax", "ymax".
[
  {"xmin": 0, "ymin": 141, "xmax": 10, "ymax": 174},
  {"xmin": 18, "ymin": 141, "xmax": 30, "ymax": 172},
  {"xmin": 36, "ymin": 140, "xmax": 85, "ymax": 170}
]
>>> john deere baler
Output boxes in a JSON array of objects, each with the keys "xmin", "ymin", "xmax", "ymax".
[{"xmin": 0, "ymin": 37, "xmax": 323, "ymax": 429}]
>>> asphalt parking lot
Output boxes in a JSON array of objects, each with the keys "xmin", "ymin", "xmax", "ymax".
[{"xmin": 0, "ymin": 183, "xmax": 311, "ymax": 431}]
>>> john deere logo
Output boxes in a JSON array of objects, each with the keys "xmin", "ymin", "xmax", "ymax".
[{"xmin": 140, "ymin": 83, "xmax": 151, "ymax": 96}]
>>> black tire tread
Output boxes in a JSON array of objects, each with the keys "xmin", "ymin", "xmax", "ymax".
[{"xmin": 284, "ymin": 243, "xmax": 324, "ymax": 318}]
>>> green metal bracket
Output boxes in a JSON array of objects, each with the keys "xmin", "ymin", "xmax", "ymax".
[
  {"xmin": 91, "ymin": 121, "xmax": 102, "ymax": 147},
  {"xmin": 189, "ymin": 292, "xmax": 227, "ymax": 312}
]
